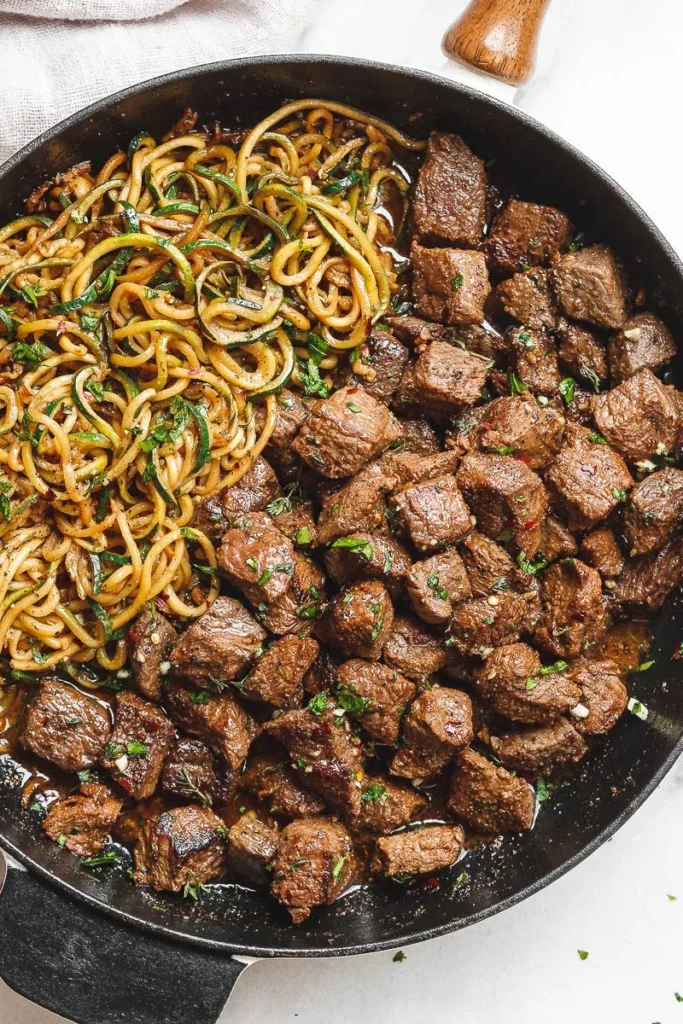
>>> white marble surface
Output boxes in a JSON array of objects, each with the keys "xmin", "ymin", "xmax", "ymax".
[{"xmin": 3, "ymin": 0, "xmax": 683, "ymax": 1021}]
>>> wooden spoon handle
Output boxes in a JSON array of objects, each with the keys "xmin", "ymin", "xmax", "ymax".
[{"xmin": 443, "ymin": 0, "xmax": 552, "ymax": 86}]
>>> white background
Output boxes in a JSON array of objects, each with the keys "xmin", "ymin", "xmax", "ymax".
[{"xmin": 3, "ymin": 0, "xmax": 683, "ymax": 1021}]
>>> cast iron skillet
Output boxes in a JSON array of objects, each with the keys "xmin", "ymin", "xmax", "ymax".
[{"xmin": 0, "ymin": 54, "xmax": 682, "ymax": 1024}]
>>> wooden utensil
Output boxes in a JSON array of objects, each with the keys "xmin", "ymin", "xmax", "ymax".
[{"xmin": 443, "ymin": 0, "xmax": 552, "ymax": 86}]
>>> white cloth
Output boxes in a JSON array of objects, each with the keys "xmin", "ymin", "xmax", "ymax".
[{"xmin": 0, "ymin": 0, "xmax": 319, "ymax": 164}]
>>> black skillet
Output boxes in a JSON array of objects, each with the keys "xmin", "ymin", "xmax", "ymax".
[{"xmin": 0, "ymin": 54, "xmax": 682, "ymax": 1024}]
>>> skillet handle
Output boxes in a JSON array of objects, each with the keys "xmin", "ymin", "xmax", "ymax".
[
  {"xmin": 0, "ymin": 859, "xmax": 252, "ymax": 1024},
  {"xmin": 443, "ymin": 0, "xmax": 552, "ymax": 86}
]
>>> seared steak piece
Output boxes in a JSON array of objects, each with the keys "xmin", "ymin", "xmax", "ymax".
[
  {"xmin": 192, "ymin": 457, "xmax": 281, "ymax": 541},
  {"xmin": 612, "ymin": 537, "xmax": 683, "ymax": 610},
  {"xmin": 608, "ymin": 311, "xmax": 676, "ymax": 384},
  {"xmin": 315, "ymin": 580, "xmax": 393, "ymax": 660},
  {"xmin": 557, "ymin": 319, "xmax": 608, "ymax": 382},
  {"xmin": 580, "ymin": 527, "xmax": 625, "ymax": 578},
  {"xmin": 292, "ymin": 386, "xmax": 401, "ymax": 479},
  {"xmin": 407, "ymin": 340, "xmax": 490, "ymax": 409},
  {"xmin": 240, "ymin": 635, "xmax": 319, "ymax": 709},
  {"xmin": 43, "ymin": 783, "xmax": 122, "ymax": 857},
  {"xmin": 386, "ymin": 450, "xmax": 461, "ymax": 487},
  {"xmin": 265, "ymin": 709, "xmax": 363, "ymax": 815},
  {"xmin": 268, "ymin": 498, "xmax": 318, "ymax": 549},
  {"xmin": 343, "ymin": 327, "xmax": 409, "ymax": 404},
  {"xmin": 271, "ymin": 817, "xmax": 354, "ymax": 925},
  {"xmin": 489, "ymin": 717, "xmax": 588, "ymax": 772},
  {"xmin": 534, "ymin": 559, "xmax": 605, "ymax": 659},
  {"xmin": 160, "ymin": 737, "xmax": 229, "ymax": 806},
  {"xmin": 448, "ymin": 748, "xmax": 535, "ymax": 833},
  {"xmin": 486, "ymin": 198, "xmax": 572, "ymax": 274},
  {"xmin": 474, "ymin": 643, "xmax": 581, "ymax": 724},
  {"xmin": 322, "ymin": 531, "xmax": 411, "ymax": 597},
  {"xmin": 406, "ymin": 547, "xmax": 471, "ymax": 625},
  {"xmin": 165, "ymin": 683, "xmax": 259, "ymax": 770},
  {"xmin": 567, "ymin": 658, "xmax": 628, "ymax": 734},
  {"xmin": 128, "ymin": 606, "xmax": 177, "ymax": 702},
  {"xmin": 334, "ymin": 659, "xmax": 415, "ymax": 745},
  {"xmin": 101, "ymin": 692, "xmax": 174, "ymax": 800},
  {"xmin": 347, "ymin": 776, "xmax": 427, "ymax": 836},
  {"xmin": 456, "ymin": 452, "xmax": 548, "ymax": 555},
  {"xmin": 239, "ymin": 752, "xmax": 327, "ymax": 818},
  {"xmin": 622, "ymin": 468, "xmax": 683, "ymax": 556},
  {"xmin": 497, "ymin": 270, "xmax": 558, "ymax": 330},
  {"xmin": 395, "ymin": 417, "xmax": 440, "ymax": 456},
  {"xmin": 133, "ymin": 804, "xmax": 227, "ymax": 892},
  {"xmin": 383, "ymin": 614, "xmax": 448, "ymax": 682},
  {"xmin": 261, "ymin": 553, "xmax": 327, "ymax": 636},
  {"xmin": 550, "ymin": 246, "xmax": 628, "ymax": 329},
  {"xmin": 592, "ymin": 369, "xmax": 682, "ymax": 463},
  {"xmin": 412, "ymin": 132, "xmax": 486, "ymax": 246},
  {"xmin": 509, "ymin": 327, "xmax": 561, "ymax": 394},
  {"xmin": 169, "ymin": 596, "xmax": 267, "ymax": 687},
  {"xmin": 447, "ymin": 588, "xmax": 539, "ymax": 657},
  {"xmin": 391, "ymin": 686, "xmax": 473, "ymax": 781},
  {"xmin": 538, "ymin": 514, "xmax": 578, "ymax": 563},
  {"xmin": 460, "ymin": 531, "xmax": 517, "ymax": 596},
  {"xmin": 217, "ymin": 512, "xmax": 296, "ymax": 607},
  {"xmin": 303, "ymin": 649, "xmax": 338, "ymax": 697},
  {"xmin": 390, "ymin": 475, "xmax": 472, "ymax": 553},
  {"xmin": 227, "ymin": 814, "xmax": 279, "ymax": 886},
  {"xmin": 20, "ymin": 680, "xmax": 111, "ymax": 773},
  {"xmin": 470, "ymin": 393, "xmax": 565, "ymax": 470},
  {"xmin": 411, "ymin": 242, "xmax": 490, "ymax": 326},
  {"xmin": 371, "ymin": 824, "xmax": 464, "ymax": 879},
  {"xmin": 316, "ymin": 460, "xmax": 395, "ymax": 545},
  {"xmin": 545, "ymin": 423, "xmax": 633, "ymax": 529}
]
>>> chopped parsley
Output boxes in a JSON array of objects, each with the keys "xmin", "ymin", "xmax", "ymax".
[
  {"xmin": 346, "ymin": 402, "xmax": 362, "ymax": 414},
  {"xmin": 611, "ymin": 487, "xmax": 628, "ymax": 503},
  {"xmin": 558, "ymin": 377, "xmax": 575, "ymax": 404},
  {"xmin": 298, "ymin": 358, "xmax": 330, "ymax": 398},
  {"xmin": 12, "ymin": 339, "xmax": 51, "ymax": 370},
  {"xmin": 331, "ymin": 536, "xmax": 373, "ymax": 561},
  {"xmin": 332, "ymin": 855, "xmax": 347, "ymax": 880},
  {"xmin": 516, "ymin": 551, "xmax": 547, "ymax": 576},
  {"xmin": 126, "ymin": 741, "xmax": 148, "ymax": 757},
  {"xmin": 426, "ymin": 573, "xmax": 448, "ymax": 600},
  {"xmin": 307, "ymin": 690, "xmax": 330, "ymax": 716},
  {"xmin": 588, "ymin": 432, "xmax": 607, "ymax": 445},
  {"xmin": 257, "ymin": 562, "xmax": 294, "ymax": 587},
  {"xmin": 487, "ymin": 445, "xmax": 517, "ymax": 456},
  {"xmin": 508, "ymin": 370, "xmax": 528, "ymax": 396},
  {"xmin": 392, "ymin": 951, "xmax": 407, "ymax": 963},
  {"xmin": 361, "ymin": 784, "xmax": 388, "ymax": 804},
  {"xmin": 295, "ymin": 526, "xmax": 311, "ymax": 547},
  {"xmin": 577, "ymin": 950, "xmax": 589, "ymax": 961},
  {"xmin": 336, "ymin": 683, "xmax": 372, "ymax": 715},
  {"xmin": 190, "ymin": 691, "xmax": 210, "ymax": 705},
  {"xmin": 450, "ymin": 274, "xmax": 463, "ymax": 291}
]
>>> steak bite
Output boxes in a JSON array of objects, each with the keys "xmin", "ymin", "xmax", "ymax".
[
  {"xmin": 591, "ymin": 369, "xmax": 682, "ymax": 463},
  {"xmin": 343, "ymin": 326, "xmax": 409, "ymax": 404},
  {"xmin": 411, "ymin": 242, "xmax": 490, "ymax": 326},
  {"xmin": 545, "ymin": 423, "xmax": 633, "ymax": 530},
  {"xmin": 262, "ymin": 553, "xmax": 327, "ymax": 636},
  {"xmin": 448, "ymin": 748, "xmax": 535, "ymax": 833},
  {"xmin": 165, "ymin": 683, "xmax": 259, "ymax": 770},
  {"xmin": 391, "ymin": 686, "xmax": 473, "ymax": 781},
  {"xmin": 612, "ymin": 537, "xmax": 683, "ymax": 610},
  {"xmin": 557, "ymin": 319, "xmax": 608, "ymax": 383},
  {"xmin": 550, "ymin": 245, "xmax": 628, "ymax": 329},
  {"xmin": 227, "ymin": 814, "xmax": 279, "ymax": 886},
  {"xmin": 160, "ymin": 737, "xmax": 229, "ymax": 806},
  {"xmin": 622, "ymin": 468, "xmax": 683, "ymax": 556},
  {"xmin": 390, "ymin": 475, "xmax": 472, "ymax": 553},
  {"xmin": 497, "ymin": 270, "xmax": 558, "ymax": 330},
  {"xmin": 447, "ymin": 588, "xmax": 539, "ymax": 658},
  {"xmin": 371, "ymin": 824, "xmax": 464, "ymax": 879},
  {"xmin": 456, "ymin": 452, "xmax": 548, "ymax": 555},
  {"xmin": 239, "ymin": 751, "xmax": 327, "ymax": 818},
  {"xmin": 538, "ymin": 514, "xmax": 578, "ymax": 563},
  {"xmin": 460, "ymin": 531, "xmax": 516, "ymax": 596},
  {"xmin": 101, "ymin": 692, "xmax": 174, "ymax": 800},
  {"xmin": 271, "ymin": 817, "xmax": 354, "ymax": 924},
  {"xmin": 348, "ymin": 776, "xmax": 427, "ymax": 836},
  {"xmin": 261, "ymin": 388, "xmax": 309, "ymax": 454},
  {"xmin": 486, "ymin": 198, "xmax": 573, "ymax": 275},
  {"xmin": 509, "ymin": 327, "xmax": 561, "ymax": 394},
  {"xmin": 567, "ymin": 658, "xmax": 628, "ymax": 734},
  {"xmin": 192, "ymin": 456, "xmax": 281, "ymax": 540},
  {"xmin": 580, "ymin": 527, "xmax": 625, "ymax": 578},
  {"xmin": 408, "ymin": 340, "xmax": 491, "ymax": 409},
  {"xmin": 133, "ymin": 804, "xmax": 227, "ymax": 893},
  {"xmin": 385, "ymin": 450, "xmax": 461, "ymax": 487},
  {"xmin": 315, "ymin": 580, "xmax": 394, "ymax": 660},
  {"xmin": 489, "ymin": 717, "xmax": 588, "ymax": 772},
  {"xmin": 383, "ymin": 614, "xmax": 449, "ymax": 682},
  {"xmin": 395, "ymin": 417, "xmax": 440, "ymax": 456},
  {"xmin": 322, "ymin": 531, "xmax": 411, "ymax": 597},
  {"xmin": 412, "ymin": 132, "xmax": 486, "ymax": 246},
  {"xmin": 292, "ymin": 386, "xmax": 401, "ymax": 479},
  {"xmin": 470, "ymin": 393, "xmax": 565, "ymax": 470},
  {"xmin": 406, "ymin": 547, "xmax": 471, "ymax": 625},
  {"xmin": 20, "ymin": 680, "xmax": 111, "ymax": 773},
  {"xmin": 169, "ymin": 596, "xmax": 267, "ymax": 687},
  {"xmin": 264, "ymin": 709, "xmax": 363, "ymax": 816},
  {"xmin": 334, "ymin": 659, "xmax": 416, "ymax": 745},
  {"xmin": 474, "ymin": 643, "xmax": 581, "ymax": 724},
  {"xmin": 316, "ymin": 460, "xmax": 395, "ymax": 545},
  {"xmin": 268, "ymin": 498, "xmax": 318, "ymax": 549},
  {"xmin": 128, "ymin": 606, "xmax": 177, "ymax": 702},
  {"xmin": 240, "ymin": 635, "xmax": 319, "ymax": 709},
  {"xmin": 217, "ymin": 512, "xmax": 296, "ymax": 607},
  {"xmin": 533, "ymin": 558, "xmax": 605, "ymax": 659},
  {"xmin": 608, "ymin": 311, "xmax": 676, "ymax": 384},
  {"xmin": 43, "ymin": 783, "xmax": 122, "ymax": 858}
]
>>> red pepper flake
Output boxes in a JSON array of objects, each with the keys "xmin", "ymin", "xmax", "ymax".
[
  {"xmin": 187, "ymin": 367, "xmax": 199, "ymax": 376},
  {"xmin": 515, "ymin": 453, "xmax": 531, "ymax": 465},
  {"xmin": 55, "ymin": 321, "xmax": 69, "ymax": 336},
  {"xmin": 117, "ymin": 777, "xmax": 132, "ymax": 793},
  {"xmin": 346, "ymin": 386, "xmax": 358, "ymax": 394},
  {"xmin": 421, "ymin": 876, "xmax": 440, "ymax": 891},
  {"xmin": 524, "ymin": 519, "xmax": 540, "ymax": 530},
  {"xmin": 673, "ymin": 643, "xmax": 683, "ymax": 660}
]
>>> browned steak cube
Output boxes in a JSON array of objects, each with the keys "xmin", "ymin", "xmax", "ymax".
[
  {"xmin": 592, "ymin": 369, "xmax": 681, "ymax": 463},
  {"xmin": 608, "ymin": 312, "xmax": 676, "ymax": 385},
  {"xmin": 474, "ymin": 643, "xmax": 581, "ymax": 724},
  {"xmin": 292, "ymin": 386, "xmax": 401, "ymax": 478},
  {"xmin": 448, "ymin": 748, "xmax": 535, "ymax": 833},
  {"xmin": 550, "ymin": 246, "xmax": 628, "ymax": 329},
  {"xmin": 240, "ymin": 635, "xmax": 319, "ymax": 709},
  {"xmin": 391, "ymin": 687, "xmax": 472, "ymax": 782},
  {"xmin": 216, "ymin": 512, "xmax": 296, "ymax": 607},
  {"xmin": 348, "ymin": 776, "xmax": 427, "ymax": 836},
  {"xmin": 165, "ymin": 683, "xmax": 259, "ymax": 770},
  {"xmin": 386, "ymin": 314, "xmax": 451, "ymax": 347},
  {"xmin": 267, "ymin": 498, "xmax": 318, "ymax": 549},
  {"xmin": 623, "ymin": 468, "xmax": 683, "ymax": 556},
  {"xmin": 323, "ymin": 532, "xmax": 411, "ymax": 598},
  {"xmin": 239, "ymin": 752, "xmax": 327, "ymax": 818},
  {"xmin": 303, "ymin": 649, "xmax": 339, "ymax": 697},
  {"xmin": 160, "ymin": 737, "xmax": 229, "ymax": 806},
  {"xmin": 533, "ymin": 559, "xmax": 605, "ymax": 659},
  {"xmin": 460, "ymin": 531, "xmax": 516, "ymax": 596},
  {"xmin": 412, "ymin": 132, "xmax": 486, "ymax": 246},
  {"xmin": 545, "ymin": 423, "xmax": 633, "ymax": 530},
  {"xmin": 489, "ymin": 717, "xmax": 588, "ymax": 772},
  {"xmin": 406, "ymin": 547, "xmax": 471, "ymax": 625},
  {"xmin": 169, "ymin": 596, "xmax": 267, "ymax": 687},
  {"xmin": 343, "ymin": 327, "xmax": 409, "ymax": 404},
  {"xmin": 315, "ymin": 580, "xmax": 393, "ymax": 660},
  {"xmin": 100, "ymin": 692, "xmax": 174, "ymax": 800},
  {"xmin": 567, "ymin": 658, "xmax": 628, "ymax": 734},
  {"xmin": 316, "ymin": 461, "xmax": 395, "ymax": 545},
  {"xmin": 447, "ymin": 588, "xmax": 539, "ymax": 658},
  {"xmin": 390, "ymin": 475, "xmax": 472, "ymax": 553},
  {"xmin": 334, "ymin": 659, "xmax": 415, "ymax": 744},
  {"xmin": 128, "ymin": 606, "xmax": 177, "ymax": 702},
  {"xmin": 456, "ymin": 452, "xmax": 548, "ymax": 555},
  {"xmin": 192, "ymin": 457, "xmax": 281, "ymax": 540},
  {"xmin": 133, "ymin": 804, "xmax": 227, "ymax": 892},
  {"xmin": 580, "ymin": 527, "xmax": 625, "ymax": 578},
  {"xmin": 261, "ymin": 388, "xmax": 310, "ymax": 454},
  {"xmin": 20, "ymin": 680, "xmax": 111, "ymax": 773},
  {"xmin": 371, "ymin": 824, "xmax": 464, "ymax": 879},
  {"xmin": 43, "ymin": 783, "xmax": 122, "ymax": 857},
  {"xmin": 612, "ymin": 537, "xmax": 683, "ymax": 610},
  {"xmin": 470, "ymin": 394, "xmax": 565, "ymax": 470},
  {"xmin": 411, "ymin": 242, "xmax": 490, "ymax": 326},
  {"xmin": 261, "ymin": 553, "xmax": 327, "ymax": 636},
  {"xmin": 538, "ymin": 515, "xmax": 578, "ymax": 563},
  {"xmin": 486, "ymin": 199, "xmax": 573, "ymax": 274},
  {"xmin": 497, "ymin": 270, "xmax": 558, "ymax": 330},
  {"xmin": 386, "ymin": 450, "xmax": 461, "ymax": 487},
  {"xmin": 395, "ymin": 418, "xmax": 440, "ymax": 456},
  {"xmin": 383, "ymin": 614, "xmax": 448, "ymax": 682},
  {"xmin": 271, "ymin": 817, "xmax": 354, "ymax": 924},
  {"xmin": 557, "ymin": 319, "xmax": 608, "ymax": 382},
  {"xmin": 227, "ymin": 814, "xmax": 279, "ymax": 886},
  {"xmin": 409, "ymin": 340, "xmax": 490, "ymax": 409},
  {"xmin": 509, "ymin": 327, "xmax": 561, "ymax": 394},
  {"xmin": 264, "ymin": 709, "xmax": 363, "ymax": 816}
]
